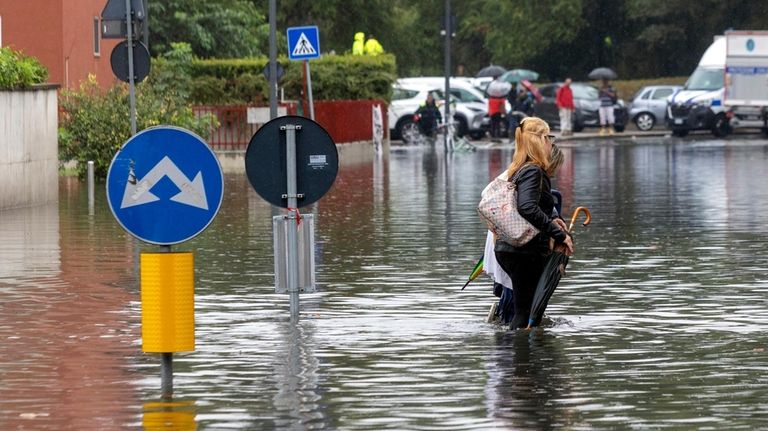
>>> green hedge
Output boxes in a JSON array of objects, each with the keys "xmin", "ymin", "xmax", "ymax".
[
  {"xmin": 189, "ymin": 54, "xmax": 396, "ymax": 105},
  {"xmin": 0, "ymin": 47, "xmax": 48, "ymax": 89}
]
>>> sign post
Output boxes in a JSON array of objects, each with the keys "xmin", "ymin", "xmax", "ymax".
[
  {"xmin": 245, "ymin": 116, "xmax": 338, "ymax": 321},
  {"xmin": 287, "ymin": 26, "xmax": 321, "ymax": 120},
  {"xmin": 107, "ymin": 126, "xmax": 224, "ymax": 397}
]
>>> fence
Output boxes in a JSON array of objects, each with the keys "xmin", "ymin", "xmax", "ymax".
[{"xmin": 194, "ymin": 100, "xmax": 388, "ymax": 151}]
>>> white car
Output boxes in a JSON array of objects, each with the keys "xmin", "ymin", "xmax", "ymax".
[{"xmin": 390, "ymin": 79, "xmax": 488, "ymax": 141}]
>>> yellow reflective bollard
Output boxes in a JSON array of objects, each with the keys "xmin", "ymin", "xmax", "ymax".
[{"xmin": 140, "ymin": 252, "xmax": 195, "ymax": 353}]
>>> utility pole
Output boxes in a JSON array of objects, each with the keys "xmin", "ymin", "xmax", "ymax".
[{"xmin": 443, "ymin": 0, "xmax": 452, "ymax": 152}]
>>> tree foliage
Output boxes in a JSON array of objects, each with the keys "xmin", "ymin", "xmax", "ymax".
[
  {"xmin": 0, "ymin": 47, "xmax": 48, "ymax": 89},
  {"xmin": 149, "ymin": 0, "xmax": 768, "ymax": 80},
  {"xmin": 149, "ymin": 0, "xmax": 268, "ymax": 58}
]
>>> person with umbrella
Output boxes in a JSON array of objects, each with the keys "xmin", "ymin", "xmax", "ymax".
[
  {"xmin": 598, "ymin": 79, "xmax": 617, "ymax": 135},
  {"xmin": 485, "ymin": 74, "xmax": 511, "ymax": 139},
  {"xmin": 494, "ymin": 117, "xmax": 574, "ymax": 330}
]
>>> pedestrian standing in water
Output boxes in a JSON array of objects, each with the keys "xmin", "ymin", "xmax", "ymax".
[{"xmin": 494, "ymin": 117, "xmax": 574, "ymax": 329}]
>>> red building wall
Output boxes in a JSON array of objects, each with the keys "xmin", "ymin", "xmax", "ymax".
[{"xmin": 0, "ymin": 0, "xmax": 120, "ymax": 89}]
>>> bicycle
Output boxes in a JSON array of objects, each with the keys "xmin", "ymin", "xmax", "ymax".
[{"xmin": 438, "ymin": 120, "xmax": 477, "ymax": 152}]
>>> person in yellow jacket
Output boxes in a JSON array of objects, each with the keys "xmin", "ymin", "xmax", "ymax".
[
  {"xmin": 364, "ymin": 35, "xmax": 384, "ymax": 56},
  {"xmin": 352, "ymin": 32, "xmax": 365, "ymax": 55}
]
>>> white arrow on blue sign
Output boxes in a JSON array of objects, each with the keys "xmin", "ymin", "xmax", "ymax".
[
  {"xmin": 287, "ymin": 26, "xmax": 321, "ymax": 61},
  {"xmin": 106, "ymin": 126, "xmax": 224, "ymax": 245}
]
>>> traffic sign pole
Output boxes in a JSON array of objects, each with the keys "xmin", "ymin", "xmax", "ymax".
[
  {"xmin": 125, "ymin": 0, "xmax": 137, "ymax": 135},
  {"xmin": 283, "ymin": 124, "xmax": 301, "ymax": 321},
  {"xmin": 304, "ymin": 61, "xmax": 315, "ymax": 121}
]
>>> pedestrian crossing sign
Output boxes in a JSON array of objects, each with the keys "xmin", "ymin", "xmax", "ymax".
[{"xmin": 287, "ymin": 26, "xmax": 321, "ymax": 61}]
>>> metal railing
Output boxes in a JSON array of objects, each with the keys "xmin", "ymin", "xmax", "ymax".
[{"xmin": 193, "ymin": 105, "xmax": 261, "ymax": 151}]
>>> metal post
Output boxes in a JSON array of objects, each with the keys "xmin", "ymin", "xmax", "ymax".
[
  {"xmin": 87, "ymin": 161, "xmax": 95, "ymax": 215},
  {"xmin": 159, "ymin": 244, "xmax": 173, "ymax": 397},
  {"xmin": 305, "ymin": 61, "xmax": 315, "ymax": 121},
  {"xmin": 283, "ymin": 125, "xmax": 301, "ymax": 322},
  {"xmin": 268, "ymin": 0, "xmax": 277, "ymax": 120},
  {"xmin": 443, "ymin": 0, "xmax": 452, "ymax": 152},
  {"xmin": 125, "ymin": 0, "xmax": 137, "ymax": 135}
]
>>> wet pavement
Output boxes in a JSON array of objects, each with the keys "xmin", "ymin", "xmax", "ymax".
[{"xmin": 2, "ymin": 134, "xmax": 768, "ymax": 429}]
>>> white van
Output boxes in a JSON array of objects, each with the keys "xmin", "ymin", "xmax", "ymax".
[{"xmin": 667, "ymin": 36, "xmax": 728, "ymax": 137}]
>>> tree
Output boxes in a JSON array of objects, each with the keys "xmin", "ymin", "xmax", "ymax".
[{"xmin": 149, "ymin": 0, "xmax": 268, "ymax": 58}]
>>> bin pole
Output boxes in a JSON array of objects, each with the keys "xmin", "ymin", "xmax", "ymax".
[
  {"xmin": 283, "ymin": 125, "xmax": 300, "ymax": 322},
  {"xmin": 159, "ymin": 244, "xmax": 173, "ymax": 398}
]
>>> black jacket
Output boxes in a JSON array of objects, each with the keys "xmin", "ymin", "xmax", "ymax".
[{"xmin": 495, "ymin": 164, "xmax": 567, "ymax": 255}]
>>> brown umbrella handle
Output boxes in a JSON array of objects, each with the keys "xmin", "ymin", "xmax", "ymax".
[{"xmin": 568, "ymin": 207, "xmax": 592, "ymax": 232}]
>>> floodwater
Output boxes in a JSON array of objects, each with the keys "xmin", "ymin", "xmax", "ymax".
[{"xmin": 2, "ymin": 135, "xmax": 768, "ymax": 430}]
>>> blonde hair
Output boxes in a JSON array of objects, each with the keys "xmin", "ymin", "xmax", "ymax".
[
  {"xmin": 547, "ymin": 144, "xmax": 564, "ymax": 176},
  {"xmin": 507, "ymin": 117, "xmax": 552, "ymax": 178}
]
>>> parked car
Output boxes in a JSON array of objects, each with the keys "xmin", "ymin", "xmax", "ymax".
[
  {"xmin": 537, "ymin": 82, "xmax": 628, "ymax": 132},
  {"xmin": 628, "ymin": 85, "xmax": 682, "ymax": 131},
  {"xmin": 389, "ymin": 81, "xmax": 487, "ymax": 141}
]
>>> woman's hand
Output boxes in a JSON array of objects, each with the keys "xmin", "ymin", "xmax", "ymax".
[
  {"xmin": 561, "ymin": 234, "xmax": 574, "ymax": 256},
  {"xmin": 553, "ymin": 218, "xmax": 568, "ymax": 233}
]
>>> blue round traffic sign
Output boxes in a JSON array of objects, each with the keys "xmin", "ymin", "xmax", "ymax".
[{"xmin": 106, "ymin": 126, "xmax": 224, "ymax": 245}]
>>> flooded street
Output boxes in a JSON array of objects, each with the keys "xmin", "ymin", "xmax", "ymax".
[{"xmin": 2, "ymin": 136, "xmax": 768, "ymax": 429}]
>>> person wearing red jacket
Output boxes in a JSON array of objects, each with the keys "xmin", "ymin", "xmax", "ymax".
[{"xmin": 556, "ymin": 78, "xmax": 575, "ymax": 136}]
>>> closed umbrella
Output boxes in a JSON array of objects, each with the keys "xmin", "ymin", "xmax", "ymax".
[
  {"xmin": 501, "ymin": 69, "xmax": 539, "ymax": 83},
  {"xmin": 588, "ymin": 67, "xmax": 618, "ymax": 80},
  {"xmin": 526, "ymin": 207, "xmax": 591, "ymax": 329},
  {"xmin": 460, "ymin": 255, "xmax": 485, "ymax": 290},
  {"xmin": 476, "ymin": 65, "xmax": 507, "ymax": 78}
]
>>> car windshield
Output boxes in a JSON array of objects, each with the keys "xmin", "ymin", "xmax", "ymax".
[
  {"xmin": 685, "ymin": 68, "xmax": 724, "ymax": 91},
  {"xmin": 572, "ymin": 84, "xmax": 599, "ymax": 100}
]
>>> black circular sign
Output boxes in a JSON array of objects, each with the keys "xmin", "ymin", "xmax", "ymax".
[
  {"xmin": 110, "ymin": 40, "xmax": 151, "ymax": 83},
  {"xmin": 262, "ymin": 61, "xmax": 285, "ymax": 82},
  {"xmin": 245, "ymin": 116, "xmax": 339, "ymax": 208}
]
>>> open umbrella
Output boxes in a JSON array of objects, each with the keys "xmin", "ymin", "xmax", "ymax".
[
  {"xmin": 520, "ymin": 79, "xmax": 542, "ymax": 102},
  {"xmin": 501, "ymin": 69, "xmax": 539, "ymax": 83},
  {"xmin": 486, "ymin": 79, "xmax": 512, "ymax": 98},
  {"xmin": 526, "ymin": 206, "xmax": 592, "ymax": 328},
  {"xmin": 588, "ymin": 67, "xmax": 617, "ymax": 80},
  {"xmin": 476, "ymin": 65, "xmax": 507, "ymax": 78}
]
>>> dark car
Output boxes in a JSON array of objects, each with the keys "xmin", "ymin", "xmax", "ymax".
[{"xmin": 537, "ymin": 82, "xmax": 627, "ymax": 132}]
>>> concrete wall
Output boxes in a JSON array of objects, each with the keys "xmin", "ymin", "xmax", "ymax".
[{"xmin": 0, "ymin": 86, "xmax": 59, "ymax": 209}]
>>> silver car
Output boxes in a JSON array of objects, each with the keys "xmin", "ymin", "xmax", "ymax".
[{"xmin": 628, "ymin": 85, "xmax": 682, "ymax": 131}]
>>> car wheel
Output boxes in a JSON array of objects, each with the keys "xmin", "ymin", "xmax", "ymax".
[
  {"xmin": 573, "ymin": 121, "xmax": 584, "ymax": 132},
  {"xmin": 469, "ymin": 131, "xmax": 485, "ymax": 140},
  {"xmin": 453, "ymin": 115, "xmax": 468, "ymax": 137},
  {"xmin": 711, "ymin": 113, "xmax": 732, "ymax": 137},
  {"xmin": 395, "ymin": 117, "xmax": 412, "ymax": 141},
  {"xmin": 671, "ymin": 128, "xmax": 689, "ymax": 137},
  {"xmin": 634, "ymin": 112, "xmax": 655, "ymax": 131}
]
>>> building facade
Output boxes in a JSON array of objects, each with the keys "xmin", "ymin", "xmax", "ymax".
[{"xmin": 0, "ymin": 0, "xmax": 121, "ymax": 89}]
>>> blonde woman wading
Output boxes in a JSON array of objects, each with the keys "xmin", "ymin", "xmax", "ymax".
[{"xmin": 494, "ymin": 117, "xmax": 574, "ymax": 329}]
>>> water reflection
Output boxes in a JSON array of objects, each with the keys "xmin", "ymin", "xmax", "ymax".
[
  {"xmin": 485, "ymin": 331, "xmax": 579, "ymax": 430},
  {"xmin": 1, "ymin": 137, "xmax": 768, "ymax": 429}
]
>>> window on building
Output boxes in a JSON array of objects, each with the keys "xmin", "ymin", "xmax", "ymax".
[{"xmin": 93, "ymin": 17, "xmax": 101, "ymax": 56}]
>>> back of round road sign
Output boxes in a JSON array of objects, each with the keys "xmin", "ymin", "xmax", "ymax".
[{"xmin": 245, "ymin": 116, "xmax": 339, "ymax": 208}]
